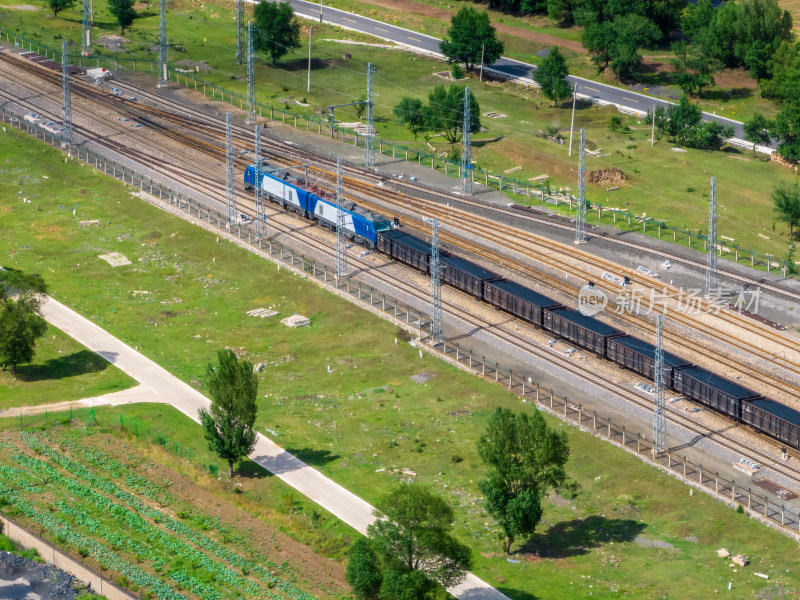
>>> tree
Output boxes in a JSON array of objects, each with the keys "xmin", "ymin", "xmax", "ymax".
[
  {"xmin": 253, "ymin": 1, "xmax": 302, "ymax": 65},
  {"xmin": 609, "ymin": 14, "xmax": 661, "ymax": 79},
  {"xmin": 773, "ymin": 103, "xmax": 800, "ymax": 161},
  {"xmin": 583, "ymin": 21, "xmax": 615, "ymax": 72},
  {"xmin": 681, "ymin": 0, "xmax": 715, "ymax": 39},
  {"xmin": 393, "ymin": 97, "xmax": 426, "ymax": 141},
  {"xmin": 743, "ymin": 113, "xmax": 773, "ymax": 155},
  {"xmin": 353, "ymin": 93, "xmax": 368, "ymax": 120},
  {"xmin": 734, "ymin": 0, "xmax": 792, "ymax": 80},
  {"xmin": 671, "ymin": 35, "xmax": 722, "ymax": 97},
  {"xmin": 368, "ymin": 484, "xmax": 472, "ymax": 588},
  {"xmin": 440, "ymin": 7, "xmax": 504, "ymax": 71},
  {"xmin": 422, "ymin": 85, "xmax": 481, "ymax": 143},
  {"xmin": 346, "ymin": 539, "xmax": 382, "ymax": 600},
  {"xmin": 477, "ymin": 407, "xmax": 569, "ymax": 554},
  {"xmin": 772, "ymin": 181, "xmax": 800, "ymax": 237},
  {"xmin": 108, "ymin": 0, "xmax": 136, "ymax": 34},
  {"xmin": 533, "ymin": 47, "xmax": 572, "ymax": 106},
  {"xmin": 199, "ymin": 349, "xmax": 259, "ymax": 478},
  {"xmin": 47, "ymin": 0, "xmax": 77, "ymax": 18},
  {"xmin": 0, "ymin": 270, "xmax": 47, "ymax": 375}
]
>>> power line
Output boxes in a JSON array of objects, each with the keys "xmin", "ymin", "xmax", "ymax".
[
  {"xmin": 82, "ymin": 0, "xmax": 91, "ymax": 57},
  {"xmin": 158, "ymin": 0, "xmax": 168, "ymax": 88},
  {"xmin": 425, "ymin": 217, "xmax": 442, "ymax": 346},
  {"xmin": 461, "ymin": 87, "xmax": 472, "ymax": 196},
  {"xmin": 247, "ymin": 21, "xmax": 255, "ymax": 123},
  {"xmin": 226, "ymin": 112, "xmax": 236, "ymax": 222},
  {"xmin": 61, "ymin": 41, "xmax": 72, "ymax": 150},
  {"xmin": 336, "ymin": 157, "xmax": 348, "ymax": 278},
  {"xmin": 235, "ymin": 0, "xmax": 245, "ymax": 65},
  {"xmin": 365, "ymin": 63, "xmax": 375, "ymax": 169},
  {"xmin": 575, "ymin": 128, "xmax": 586, "ymax": 244},
  {"xmin": 653, "ymin": 314, "xmax": 666, "ymax": 457},
  {"xmin": 254, "ymin": 124, "xmax": 262, "ymax": 240},
  {"xmin": 706, "ymin": 176, "xmax": 718, "ymax": 294}
]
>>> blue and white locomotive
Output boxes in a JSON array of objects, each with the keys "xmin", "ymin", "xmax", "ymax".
[{"xmin": 244, "ymin": 163, "xmax": 393, "ymax": 247}]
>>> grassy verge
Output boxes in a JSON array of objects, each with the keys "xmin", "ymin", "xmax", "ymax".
[
  {"xmin": 2, "ymin": 105, "xmax": 800, "ymax": 600},
  {"xmin": 0, "ymin": 327, "xmax": 135, "ymax": 411},
  {"xmin": 0, "ymin": 0, "xmax": 796, "ymax": 261}
]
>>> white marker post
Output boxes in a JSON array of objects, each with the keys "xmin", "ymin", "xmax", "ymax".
[{"xmin": 568, "ymin": 83, "xmax": 577, "ymax": 157}]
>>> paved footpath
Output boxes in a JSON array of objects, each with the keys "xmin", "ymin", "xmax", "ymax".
[{"xmin": 40, "ymin": 296, "xmax": 508, "ymax": 600}]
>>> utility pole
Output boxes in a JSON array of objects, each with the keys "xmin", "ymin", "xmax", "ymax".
[
  {"xmin": 246, "ymin": 21, "xmax": 255, "ymax": 123},
  {"xmin": 653, "ymin": 314, "xmax": 666, "ymax": 457},
  {"xmin": 225, "ymin": 113, "xmax": 236, "ymax": 223},
  {"xmin": 575, "ymin": 128, "xmax": 587, "ymax": 244},
  {"xmin": 706, "ymin": 177, "xmax": 718, "ymax": 294},
  {"xmin": 157, "ymin": 0, "xmax": 168, "ymax": 88},
  {"xmin": 461, "ymin": 87, "xmax": 472, "ymax": 196},
  {"xmin": 425, "ymin": 217, "xmax": 443, "ymax": 345},
  {"xmin": 82, "ymin": 0, "xmax": 91, "ymax": 56},
  {"xmin": 307, "ymin": 26, "xmax": 312, "ymax": 94},
  {"xmin": 568, "ymin": 83, "xmax": 577, "ymax": 157},
  {"xmin": 61, "ymin": 41, "xmax": 72, "ymax": 150},
  {"xmin": 365, "ymin": 63, "xmax": 375, "ymax": 169},
  {"xmin": 235, "ymin": 0, "xmax": 244, "ymax": 65},
  {"xmin": 651, "ymin": 105, "xmax": 656, "ymax": 146},
  {"xmin": 479, "ymin": 44, "xmax": 485, "ymax": 82},
  {"xmin": 336, "ymin": 158, "xmax": 348, "ymax": 278},
  {"xmin": 254, "ymin": 125, "xmax": 262, "ymax": 240}
]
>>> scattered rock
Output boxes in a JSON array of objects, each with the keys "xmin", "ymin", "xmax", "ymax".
[
  {"xmin": 732, "ymin": 555, "xmax": 749, "ymax": 567},
  {"xmin": 717, "ymin": 548, "xmax": 730, "ymax": 558},
  {"xmin": 97, "ymin": 34, "xmax": 130, "ymax": 51},
  {"xmin": 253, "ymin": 362, "xmax": 265, "ymax": 373}
]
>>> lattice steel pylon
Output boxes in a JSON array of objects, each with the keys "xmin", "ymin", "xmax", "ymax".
[
  {"xmin": 254, "ymin": 124, "xmax": 263, "ymax": 239},
  {"xmin": 653, "ymin": 314, "xmax": 666, "ymax": 456},
  {"xmin": 427, "ymin": 218, "xmax": 443, "ymax": 345},
  {"xmin": 235, "ymin": 0, "xmax": 244, "ymax": 65},
  {"xmin": 706, "ymin": 177, "xmax": 718, "ymax": 294},
  {"xmin": 365, "ymin": 63, "xmax": 375, "ymax": 169},
  {"xmin": 246, "ymin": 21, "xmax": 255, "ymax": 123},
  {"xmin": 157, "ymin": 0, "xmax": 168, "ymax": 87},
  {"xmin": 461, "ymin": 87, "xmax": 472, "ymax": 196},
  {"xmin": 336, "ymin": 158, "xmax": 348, "ymax": 278},
  {"xmin": 575, "ymin": 128, "xmax": 587, "ymax": 244},
  {"xmin": 225, "ymin": 113, "xmax": 236, "ymax": 223},
  {"xmin": 61, "ymin": 41, "xmax": 73, "ymax": 150},
  {"xmin": 81, "ymin": 0, "xmax": 91, "ymax": 56}
]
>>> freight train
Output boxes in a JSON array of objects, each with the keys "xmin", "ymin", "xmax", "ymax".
[{"xmin": 246, "ymin": 162, "xmax": 800, "ymax": 451}]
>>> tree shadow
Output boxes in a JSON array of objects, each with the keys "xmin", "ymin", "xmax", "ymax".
[
  {"xmin": 13, "ymin": 350, "xmax": 111, "ymax": 382},
  {"xmin": 236, "ymin": 457, "xmax": 271, "ymax": 479},
  {"xmin": 701, "ymin": 88, "xmax": 753, "ymax": 101},
  {"xmin": 519, "ymin": 516, "xmax": 646, "ymax": 558},
  {"xmin": 277, "ymin": 57, "xmax": 332, "ymax": 72},
  {"xmin": 497, "ymin": 589, "xmax": 539, "ymax": 600},
  {"xmin": 285, "ymin": 447, "xmax": 341, "ymax": 467}
]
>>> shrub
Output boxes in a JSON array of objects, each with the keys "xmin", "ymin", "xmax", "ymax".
[{"xmin": 450, "ymin": 63, "xmax": 464, "ymax": 79}]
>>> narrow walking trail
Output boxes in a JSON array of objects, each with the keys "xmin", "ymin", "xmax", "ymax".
[{"xmin": 38, "ymin": 296, "xmax": 509, "ymax": 600}]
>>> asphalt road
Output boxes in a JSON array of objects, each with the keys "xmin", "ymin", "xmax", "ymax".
[
  {"xmin": 280, "ymin": 0, "xmax": 754, "ymax": 143},
  {"xmin": 40, "ymin": 295, "xmax": 509, "ymax": 600}
]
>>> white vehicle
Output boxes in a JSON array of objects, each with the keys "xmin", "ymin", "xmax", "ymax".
[{"xmin": 23, "ymin": 112, "xmax": 42, "ymax": 124}]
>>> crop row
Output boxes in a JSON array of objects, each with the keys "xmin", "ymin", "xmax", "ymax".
[
  {"xmin": 17, "ymin": 434, "xmax": 317, "ymax": 600},
  {"xmin": 6, "ymin": 451, "xmax": 275, "ymax": 599}
]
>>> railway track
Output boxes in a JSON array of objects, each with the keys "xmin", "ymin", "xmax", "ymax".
[{"xmin": 3, "ymin": 50, "xmax": 800, "ymax": 488}]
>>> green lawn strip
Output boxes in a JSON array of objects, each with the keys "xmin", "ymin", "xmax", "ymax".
[
  {"xmin": 1, "ymin": 127, "xmax": 798, "ymax": 599},
  {"xmin": 1, "ymin": 1, "xmax": 797, "ymax": 259},
  {"xmin": 0, "ymin": 327, "xmax": 136, "ymax": 411},
  {"xmin": 0, "ymin": 426, "xmax": 349, "ymax": 599}
]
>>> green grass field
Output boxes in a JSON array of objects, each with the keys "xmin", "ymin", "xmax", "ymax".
[
  {"xmin": 0, "ymin": 327, "xmax": 135, "ymax": 410},
  {"xmin": 0, "ymin": 0, "xmax": 797, "ymax": 264},
  {"xmin": 2, "ymin": 114, "xmax": 800, "ymax": 600}
]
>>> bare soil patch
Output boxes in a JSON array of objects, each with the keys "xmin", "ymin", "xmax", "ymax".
[
  {"xmin": 3, "ymin": 4, "xmax": 37, "ymax": 10},
  {"xmin": 357, "ymin": 0, "xmax": 587, "ymax": 54}
]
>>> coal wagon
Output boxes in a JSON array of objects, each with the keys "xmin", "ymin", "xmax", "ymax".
[
  {"xmin": 741, "ymin": 398, "xmax": 800, "ymax": 450},
  {"xmin": 377, "ymin": 230, "xmax": 436, "ymax": 274},
  {"xmin": 440, "ymin": 255, "xmax": 499, "ymax": 299},
  {"xmin": 482, "ymin": 279, "xmax": 561, "ymax": 327},
  {"xmin": 671, "ymin": 365, "xmax": 760, "ymax": 420},
  {"xmin": 606, "ymin": 335, "xmax": 691, "ymax": 388},
  {"xmin": 543, "ymin": 307, "xmax": 625, "ymax": 356}
]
